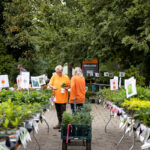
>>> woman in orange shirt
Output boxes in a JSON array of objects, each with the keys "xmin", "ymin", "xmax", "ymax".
[
  {"xmin": 69, "ymin": 67, "xmax": 85, "ymax": 113},
  {"xmin": 49, "ymin": 65, "xmax": 70, "ymax": 129}
]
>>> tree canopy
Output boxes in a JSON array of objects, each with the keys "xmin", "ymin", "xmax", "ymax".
[{"xmin": 0, "ymin": 0, "xmax": 150, "ymax": 83}]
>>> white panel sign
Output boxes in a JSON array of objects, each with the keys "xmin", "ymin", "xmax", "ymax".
[
  {"xmin": 17, "ymin": 72, "xmax": 30, "ymax": 89},
  {"xmin": 110, "ymin": 79, "xmax": 118, "ymax": 90},
  {"xmin": 0, "ymin": 75, "xmax": 9, "ymax": 88},
  {"xmin": 31, "ymin": 77, "xmax": 41, "ymax": 89},
  {"xmin": 119, "ymin": 72, "xmax": 125, "ymax": 77},
  {"xmin": 104, "ymin": 72, "xmax": 109, "ymax": 77},
  {"xmin": 125, "ymin": 77, "xmax": 137, "ymax": 98}
]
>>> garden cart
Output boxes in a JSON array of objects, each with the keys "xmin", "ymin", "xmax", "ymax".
[
  {"xmin": 61, "ymin": 99, "xmax": 92, "ymax": 150},
  {"xmin": 61, "ymin": 124, "xmax": 92, "ymax": 150}
]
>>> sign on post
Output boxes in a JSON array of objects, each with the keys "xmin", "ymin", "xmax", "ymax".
[
  {"xmin": 125, "ymin": 77, "xmax": 137, "ymax": 98},
  {"xmin": 110, "ymin": 76, "xmax": 118, "ymax": 90},
  {"xmin": 0, "ymin": 75, "xmax": 9, "ymax": 88}
]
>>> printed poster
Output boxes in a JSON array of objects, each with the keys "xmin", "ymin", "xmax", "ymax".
[{"xmin": 0, "ymin": 75, "xmax": 9, "ymax": 88}]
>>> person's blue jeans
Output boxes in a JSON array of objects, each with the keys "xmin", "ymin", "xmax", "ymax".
[{"xmin": 71, "ymin": 103, "xmax": 83, "ymax": 113}]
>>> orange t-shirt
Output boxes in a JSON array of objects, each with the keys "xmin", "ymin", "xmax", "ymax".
[
  {"xmin": 69, "ymin": 75, "xmax": 85, "ymax": 104},
  {"xmin": 49, "ymin": 74, "xmax": 70, "ymax": 104}
]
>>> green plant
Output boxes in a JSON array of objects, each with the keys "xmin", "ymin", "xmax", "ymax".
[
  {"xmin": 62, "ymin": 104, "xmax": 93, "ymax": 125},
  {"xmin": 61, "ymin": 83, "xmax": 67, "ymax": 88}
]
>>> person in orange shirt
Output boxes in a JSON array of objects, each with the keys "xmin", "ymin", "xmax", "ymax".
[
  {"xmin": 69, "ymin": 67, "xmax": 86, "ymax": 113},
  {"xmin": 49, "ymin": 65, "xmax": 70, "ymax": 129}
]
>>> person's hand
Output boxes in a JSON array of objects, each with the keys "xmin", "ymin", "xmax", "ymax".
[
  {"xmin": 52, "ymin": 86, "xmax": 57, "ymax": 90},
  {"xmin": 64, "ymin": 86, "xmax": 70, "ymax": 90}
]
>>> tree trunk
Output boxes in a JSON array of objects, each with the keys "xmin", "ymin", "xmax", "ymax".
[{"xmin": 68, "ymin": 62, "xmax": 73, "ymax": 79}]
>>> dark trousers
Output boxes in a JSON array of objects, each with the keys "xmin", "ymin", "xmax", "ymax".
[
  {"xmin": 71, "ymin": 103, "xmax": 83, "ymax": 113},
  {"xmin": 55, "ymin": 103, "xmax": 66, "ymax": 124}
]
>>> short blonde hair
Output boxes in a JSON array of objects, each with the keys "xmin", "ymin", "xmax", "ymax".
[
  {"xmin": 74, "ymin": 67, "xmax": 83, "ymax": 76},
  {"xmin": 55, "ymin": 65, "xmax": 63, "ymax": 71}
]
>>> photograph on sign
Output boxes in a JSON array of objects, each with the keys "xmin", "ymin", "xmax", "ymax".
[
  {"xmin": 95, "ymin": 73, "xmax": 99, "ymax": 77},
  {"xmin": 87, "ymin": 70, "xmax": 94, "ymax": 76},
  {"xmin": 17, "ymin": 74, "xmax": 29, "ymax": 89},
  {"xmin": 119, "ymin": 72, "xmax": 125, "ymax": 77},
  {"xmin": 109, "ymin": 72, "xmax": 113, "ymax": 78},
  {"xmin": 104, "ymin": 72, "xmax": 109, "ymax": 77},
  {"xmin": 31, "ymin": 77, "xmax": 41, "ymax": 88},
  {"xmin": 39, "ymin": 75, "xmax": 46, "ymax": 86},
  {"xmin": 17, "ymin": 75, "xmax": 22, "ymax": 88},
  {"xmin": 126, "ymin": 77, "xmax": 137, "ymax": 98},
  {"xmin": 0, "ymin": 75, "xmax": 9, "ymax": 88}
]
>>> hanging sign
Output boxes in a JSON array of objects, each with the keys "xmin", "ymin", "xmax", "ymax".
[
  {"xmin": 104, "ymin": 72, "xmax": 109, "ymax": 77},
  {"xmin": 31, "ymin": 76, "xmax": 41, "ymax": 89},
  {"xmin": 119, "ymin": 72, "xmax": 125, "ymax": 77},
  {"xmin": 17, "ymin": 72, "xmax": 30, "ymax": 89},
  {"xmin": 110, "ymin": 76, "xmax": 118, "ymax": 90},
  {"xmin": 125, "ymin": 77, "xmax": 137, "ymax": 98},
  {"xmin": 38, "ymin": 75, "xmax": 46, "ymax": 86},
  {"xmin": 0, "ymin": 75, "xmax": 9, "ymax": 88}
]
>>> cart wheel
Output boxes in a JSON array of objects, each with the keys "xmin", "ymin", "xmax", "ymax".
[
  {"xmin": 86, "ymin": 140, "xmax": 91, "ymax": 150},
  {"xmin": 62, "ymin": 140, "xmax": 67, "ymax": 150}
]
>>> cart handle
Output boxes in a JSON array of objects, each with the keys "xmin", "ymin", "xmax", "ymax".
[{"xmin": 66, "ymin": 124, "xmax": 73, "ymax": 144}]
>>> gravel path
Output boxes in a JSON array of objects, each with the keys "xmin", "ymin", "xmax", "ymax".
[{"xmin": 20, "ymin": 104, "xmax": 143, "ymax": 150}]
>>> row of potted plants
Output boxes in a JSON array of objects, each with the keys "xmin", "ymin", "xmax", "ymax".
[
  {"xmin": 0, "ymin": 89, "xmax": 52, "ymax": 132},
  {"xmin": 98, "ymin": 86, "xmax": 150, "ymax": 126}
]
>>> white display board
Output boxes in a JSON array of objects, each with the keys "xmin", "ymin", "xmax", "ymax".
[
  {"xmin": 31, "ymin": 76, "xmax": 41, "ymax": 89},
  {"xmin": 0, "ymin": 75, "xmax": 9, "ymax": 88},
  {"xmin": 38, "ymin": 75, "xmax": 46, "ymax": 86},
  {"xmin": 125, "ymin": 77, "xmax": 137, "ymax": 98},
  {"xmin": 95, "ymin": 73, "xmax": 99, "ymax": 77},
  {"xmin": 110, "ymin": 77, "xmax": 118, "ymax": 91},
  {"xmin": 104, "ymin": 72, "xmax": 109, "ymax": 77},
  {"xmin": 119, "ymin": 72, "xmax": 125, "ymax": 77},
  {"xmin": 17, "ymin": 72, "xmax": 30, "ymax": 89}
]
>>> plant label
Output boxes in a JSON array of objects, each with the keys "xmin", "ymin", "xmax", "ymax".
[
  {"xmin": 61, "ymin": 88, "xmax": 65, "ymax": 93},
  {"xmin": 0, "ymin": 75, "xmax": 9, "ymax": 88},
  {"xmin": 33, "ymin": 120, "xmax": 39, "ymax": 133}
]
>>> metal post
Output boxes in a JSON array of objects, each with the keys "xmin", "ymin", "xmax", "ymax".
[
  {"xmin": 129, "ymin": 132, "xmax": 136, "ymax": 150},
  {"xmin": 105, "ymin": 108, "xmax": 113, "ymax": 133},
  {"xmin": 32, "ymin": 129, "xmax": 40, "ymax": 150},
  {"xmin": 43, "ymin": 118, "xmax": 50, "ymax": 133},
  {"xmin": 116, "ymin": 126, "xmax": 126, "ymax": 150}
]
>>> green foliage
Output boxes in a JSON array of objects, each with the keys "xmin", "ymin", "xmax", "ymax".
[
  {"xmin": 99, "ymin": 86, "xmax": 150, "ymax": 105},
  {"xmin": 85, "ymin": 91, "xmax": 96, "ymax": 98},
  {"xmin": 0, "ymin": 99, "xmax": 41, "ymax": 129},
  {"xmin": 122, "ymin": 98, "xmax": 150, "ymax": 126},
  {"xmin": 125, "ymin": 65, "xmax": 146, "ymax": 86},
  {"xmin": 0, "ymin": 89, "xmax": 52, "ymax": 106},
  {"xmin": 62, "ymin": 104, "xmax": 92, "ymax": 125}
]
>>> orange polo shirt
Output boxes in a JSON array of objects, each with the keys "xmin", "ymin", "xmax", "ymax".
[
  {"xmin": 49, "ymin": 74, "xmax": 70, "ymax": 104},
  {"xmin": 69, "ymin": 75, "xmax": 85, "ymax": 104}
]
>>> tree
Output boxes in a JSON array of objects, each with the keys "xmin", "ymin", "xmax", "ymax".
[{"xmin": 31, "ymin": 0, "xmax": 91, "ymax": 78}]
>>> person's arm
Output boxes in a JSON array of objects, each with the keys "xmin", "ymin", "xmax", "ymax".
[
  {"xmin": 64, "ymin": 75, "xmax": 70, "ymax": 89},
  {"xmin": 70, "ymin": 77, "xmax": 76, "ymax": 99},
  {"xmin": 49, "ymin": 76, "xmax": 57, "ymax": 90}
]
